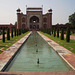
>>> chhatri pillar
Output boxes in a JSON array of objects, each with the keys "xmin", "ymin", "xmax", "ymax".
[
  {"xmin": 16, "ymin": 8, "xmax": 21, "ymax": 29},
  {"xmin": 48, "ymin": 8, "xmax": 52, "ymax": 29}
]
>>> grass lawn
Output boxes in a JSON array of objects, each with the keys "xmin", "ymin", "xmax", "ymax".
[
  {"xmin": 40, "ymin": 32, "xmax": 75, "ymax": 54},
  {"xmin": 0, "ymin": 32, "xmax": 29, "ymax": 53},
  {"xmin": 71, "ymin": 34, "xmax": 75, "ymax": 36}
]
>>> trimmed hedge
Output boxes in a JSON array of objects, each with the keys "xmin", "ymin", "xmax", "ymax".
[
  {"xmin": 7, "ymin": 28, "xmax": 10, "ymax": 40},
  {"xmin": 66, "ymin": 27, "xmax": 70, "ymax": 42},
  {"xmin": 17, "ymin": 29, "xmax": 18, "ymax": 36},
  {"xmin": 57, "ymin": 28, "xmax": 59, "ymax": 38},
  {"xmin": 52, "ymin": 28, "xmax": 53, "ymax": 34},
  {"xmin": 54, "ymin": 28, "xmax": 56, "ymax": 37},
  {"xmin": 50, "ymin": 29, "xmax": 51, "ymax": 35},
  {"xmin": 11, "ymin": 28, "xmax": 13, "ymax": 38},
  {"xmin": 61, "ymin": 28, "xmax": 64, "ymax": 40},
  {"xmin": 14, "ymin": 28, "xmax": 16, "ymax": 36},
  {"xmin": 2, "ymin": 28, "xmax": 5, "ymax": 42}
]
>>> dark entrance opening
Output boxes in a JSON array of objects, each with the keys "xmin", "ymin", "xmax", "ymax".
[{"xmin": 30, "ymin": 16, "xmax": 39, "ymax": 30}]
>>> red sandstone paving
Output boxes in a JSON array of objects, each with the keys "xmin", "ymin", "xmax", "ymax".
[
  {"xmin": 0, "ymin": 71, "xmax": 75, "ymax": 75},
  {"xmin": 0, "ymin": 52, "xmax": 9, "ymax": 60},
  {"xmin": 0, "ymin": 49, "xmax": 4, "ymax": 51},
  {"xmin": 0, "ymin": 48, "xmax": 4, "ymax": 52},
  {"xmin": 63, "ymin": 53, "xmax": 75, "ymax": 68}
]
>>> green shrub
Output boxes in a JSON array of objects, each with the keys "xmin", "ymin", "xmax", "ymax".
[
  {"xmin": 7, "ymin": 28, "xmax": 10, "ymax": 40},
  {"xmin": 17, "ymin": 29, "xmax": 18, "ymax": 36},
  {"xmin": 54, "ymin": 28, "xmax": 56, "ymax": 37},
  {"xmin": 14, "ymin": 28, "xmax": 16, "ymax": 36},
  {"xmin": 66, "ymin": 27, "xmax": 70, "ymax": 42},
  {"xmin": 47, "ymin": 29, "xmax": 50, "ymax": 34},
  {"xmin": 61, "ymin": 28, "xmax": 64, "ymax": 40},
  {"xmin": 52, "ymin": 28, "xmax": 53, "ymax": 34},
  {"xmin": 19, "ymin": 29, "xmax": 21, "ymax": 35},
  {"xmin": 50, "ymin": 29, "xmax": 51, "ymax": 35},
  {"xmin": 20, "ymin": 29, "xmax": 22, "ymax": 35},
  {"xmin": 11, "ymin": 28, "xmax": 13, "ymax": 38},
  {"xmin": 2, "ymin": 28, "xmax": 5, "ymax": 42},
  {"xmin": 57, "ymin": 28, "xmax": 59, "ymax": 38}
]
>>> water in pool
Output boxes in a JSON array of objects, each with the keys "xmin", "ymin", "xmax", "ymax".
[{"xmin": 5, "ymin": 32, "xmax": 72, "ymax": 72}]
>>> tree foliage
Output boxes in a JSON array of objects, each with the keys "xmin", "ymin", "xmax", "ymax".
[
  {"xmin": 69, "ymin": 12, "xmax": 75, "ymax": 28},
  {"xmin": 61, "ymin": 28, "xmax": 64, "ymax": 40},
  {"xmin": 11, "ymin": 28, "xmax": 13, "ymax": 38},
  {"xmin": 14, "ymin": 28, "xmax": 16, "ymax": 36},
  {"xmin": 2, "ymin": 28, "xmax": 5, "ymax": 42},
  {"xmin": 19, "ymin": 29, "xmax": 21, "ymax": 35},
  {"xmin": 50, "ymin": 29, "xmax": 51, "ymax": 35},
  {"xmin": 52, "ymin": 28, "xmax": 53, "ymax": 34},
  {"xmin": 7, "ymin": 28, "xmax": 10, "ymax": 40},
  {"xmin": 15, "ymin": 22, "xmax": 17, "ymax": 26},
  {"xmin": 54, "ymin": 28, "xmax": 56, "ymax": 37},
  {"xmin": 66, "ymin": 27, "xmax": 70, "ymax": 42},
  {"xmin": 57, "ymin": 28, "xmax": 59, "ymax": 38},
  {"xmin": 17, "ymin": 29, "xmax": 18, "ymax": 36}
]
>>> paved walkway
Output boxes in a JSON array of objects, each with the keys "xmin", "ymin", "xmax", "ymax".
[{"xmin": 0, "ymin": 71, "xmax": 75, "ymax": 75}]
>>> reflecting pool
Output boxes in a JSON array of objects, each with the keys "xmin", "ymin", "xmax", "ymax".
[{"xmin": 5, "ymin": 32, "xmax": 72, "ymax": 72}]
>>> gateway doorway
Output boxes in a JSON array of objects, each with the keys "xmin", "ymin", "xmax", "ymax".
[{"xmin": 30, "ymin": 16, "xmax": 39, "ymax": 30}]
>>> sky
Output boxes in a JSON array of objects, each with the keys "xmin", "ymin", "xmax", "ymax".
[{"xmin": 0, "ymin": 0, "xmax": 75, "ymax": 25}]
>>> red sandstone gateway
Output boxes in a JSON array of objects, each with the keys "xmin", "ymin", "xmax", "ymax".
[{"xmin": 16, "ymin": 7, "xmax": 52, "ymax": 30}]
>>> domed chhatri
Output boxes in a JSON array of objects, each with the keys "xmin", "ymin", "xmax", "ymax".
[
  {"xmin": 48, "ymin": 8, "xmax": 52, "ymax": 13},
  {"xmin": 16, "ymin": 8, "xmax": 21, "ymax": 13}
]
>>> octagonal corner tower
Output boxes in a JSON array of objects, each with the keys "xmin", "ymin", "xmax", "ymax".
[{"xmin": 17, "ymin": 7, "xmax": 52, "ymax": 30}]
